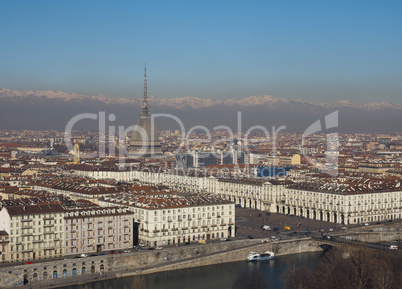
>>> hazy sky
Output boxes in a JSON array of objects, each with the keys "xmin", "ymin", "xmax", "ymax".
[{"xmin": 1, "ymin": 0, "xmax": 401, "ymax": 103}]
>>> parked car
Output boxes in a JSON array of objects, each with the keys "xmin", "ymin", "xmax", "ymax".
[
  {"xmin": 80, "ymin": 254, "xmax": 88, "ymax": 258},
  {"xmin": 262, "ymin": 225, "xmax": 271, "ymax": 231},
  {"xmin": 220, "ymin": 238, "xmax": 227, "ymax": 241},
  {"xmin": 25, "ymin": 261, "xmax": 33, "ymax": 265},
  {"xmin": 389, "ymin": 245, "xmax": 398, "ymax": 250},
  {"xmin": 198, "ymin": 239, "xmax": 206, "ymax": 244},
  {"xmin": 156, "ymin": 246, "xmax": 163, "ymax": 250}
]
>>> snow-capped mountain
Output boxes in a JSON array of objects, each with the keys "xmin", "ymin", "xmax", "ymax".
[
  {"xmin": 1, "ymin": 87, "xmax": 401, "ymax": 111},
  {"xmin": 0, "ymin": 87, "xmax": 401, "ymax": 132}
]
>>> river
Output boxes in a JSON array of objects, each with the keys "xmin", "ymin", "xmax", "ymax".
[{"xmin": 60, "ymin": 251, "xmax": 324, "ymax": 289}]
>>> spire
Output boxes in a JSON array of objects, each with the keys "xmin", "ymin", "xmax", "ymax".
[
  {"xmin": 141, "ymin": 64, "xmax": 150, "ymax": 117},
  {"xmin": 144, "ymin": 64, "xmax": 147, "ymax": 100}
]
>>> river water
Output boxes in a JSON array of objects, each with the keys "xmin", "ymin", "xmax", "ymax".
[{"xmin": 61, "ymin": 251, "xmax": 324, "ymax": 289}]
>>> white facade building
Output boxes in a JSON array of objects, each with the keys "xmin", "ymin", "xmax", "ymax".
[
  {"xmin": 99, "ymin": 190, "xmax": 235, "ymax": 247},
  {"xmin": 282, "ymin": 178, "xmax": 402, "ymax": 224}
]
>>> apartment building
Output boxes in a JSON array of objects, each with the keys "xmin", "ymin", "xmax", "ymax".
[
  {"xmin": 64, "ymin": 207, "xmax": 133, "ymax": 255},
  {"xmin": 209, "ymin": 177, "xmax": 293, "ymax": 212},
  {"xmin": 0, "ymin": 203, "xmax": 65, "ymax": 262},
  {"xmin": 0, "ymin": 230, "xmax": 9, "ymax": 262},
  {"xmin": 99, "ymin": 190, "xmax": 235, "ymax": 247},
  {"xmin": 283, "ymin": 178, "xmax": 402, "ymax": 224}
]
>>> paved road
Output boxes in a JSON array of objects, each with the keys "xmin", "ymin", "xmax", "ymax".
[{"xmin": 234, "ymin": 207, "xmax": 401, "ymax": 241}]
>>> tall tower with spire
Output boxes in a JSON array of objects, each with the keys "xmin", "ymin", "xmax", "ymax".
[{"xmin": 128, "ymin": 66, "xmax": 162, "ymax": 156}]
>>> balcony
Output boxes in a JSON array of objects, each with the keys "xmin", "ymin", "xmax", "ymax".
[{"xmin": 21, "ymin": 219, "xmax": 33, "ymax": 222}]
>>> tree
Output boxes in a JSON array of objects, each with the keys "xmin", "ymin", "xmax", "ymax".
[{"xmin": 284, "ymin": 247, "xmax": 402, "ymax": 289}]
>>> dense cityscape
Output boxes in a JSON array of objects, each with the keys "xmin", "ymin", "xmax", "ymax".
[
  {"xmin": 0, "ymin": 97, "xmax": 401, "ymax": 287},
  {"xmin": 1, "ymin": 1, "xmax": 402, "ymax": 289}
]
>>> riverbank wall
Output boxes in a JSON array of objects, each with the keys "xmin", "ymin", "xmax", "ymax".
[{"xmin": 119, "ymin": 237, "xmax": 322, "ymax": 278}]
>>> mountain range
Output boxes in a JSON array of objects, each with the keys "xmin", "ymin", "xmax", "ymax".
[{"xmin": 0, "ymin": 87, "xmax": 401, "ymax": 132}]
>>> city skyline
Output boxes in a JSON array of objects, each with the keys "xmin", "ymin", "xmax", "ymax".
[
  {"xmin": 0, "ymin": 1, "xmax": 401, "ymax": 286},
  {"xmin": 1, "ymin": 1, "xmax": 402, "ymax": 104}
]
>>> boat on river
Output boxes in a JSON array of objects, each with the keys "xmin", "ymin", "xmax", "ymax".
[{"xmin": 247, "ymin": 251, "xmax": 275, "ymax": 261}]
